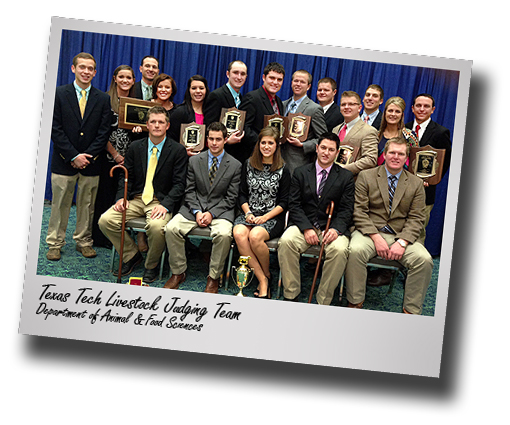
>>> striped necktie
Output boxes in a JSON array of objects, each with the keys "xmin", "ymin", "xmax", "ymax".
[
  {"xmin": 142, "ymin": 147, "xmax": 158, "ymax": 204},
  {"xmin": 209, "ymin": 156, "xmax": 218, "ymax": 185},
  {"xmin": 317, "ymin": 169, "xmax": 327, "ymax": 197}
]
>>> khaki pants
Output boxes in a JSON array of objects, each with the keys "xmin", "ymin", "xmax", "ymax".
[
  {"xmin": 46, "ymin": 173, "xmax": 99, "ymax": 249},
  {"xmin": 278, "ymin": 225, "xmax": 350, "ymax": 305},
  {"xmin": 165, "ymin": 213, "xmax": 233, "ymax": 280},
  {"xmin": 98, "ymin": 196, "xmax": 171, "ymax": 269},
  {"xmin": 345, "ymin": 230, "xmax": 433, "ymax": 314}
]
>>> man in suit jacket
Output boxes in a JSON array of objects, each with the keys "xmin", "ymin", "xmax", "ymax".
[
  {"xmin": 345, "ymin": 138, "xmax": 433, "ymax": 314},
  {"xmin": 405, "ymin": 93, "xmax": 452, "ymax": 243},
  {"xmin": 332, "ymin": 91, "xmax": 378, "ymax": 176},
  {"xmin": 278, "ymin": 133, "xmax": 355, "ymax": 305},
  {"xmin": 316, "ymin": 77, "xmax": 343, "ymax": 132},
  {"xmin": 238, "ymin": 62, "xmax": 285, "ymax": 164},
  {"xmin": 281, "ymin": 70, "xmax": 328, "ymax": 173},
  {"xmin": 361, "ymin": 84, "xmax": 384, "ymax": 129},
  {"xmin": 133, "ymin": 55, "xmax": 160, "ymax": 100},
  {"xmin": 203, "ymin": 60, "xmax": 248, "ymax": 161},
  {"xmin": 164, "ymin": 122, "xmax": 242, "ymax": 294},
  {"xmin": 99, "ymin": 106, "xmax": 188, "ymax": 283},
  {"xmin": 46, "ymin": 52, "xmax": 111, "ymax": 261}
]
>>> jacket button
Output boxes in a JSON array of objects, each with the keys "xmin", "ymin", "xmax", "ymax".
[{"xmin": 80, "ymin": 132, "xmax": 84, "ymax": 136}]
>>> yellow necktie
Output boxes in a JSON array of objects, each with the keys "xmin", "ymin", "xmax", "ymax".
[
  {"xmin": 142, "ymin": 147, "xmax": 158, "ymax": 204},
  {"xmin": 79, "ymin": 89, "xmax": 87, "ymax": 117}
]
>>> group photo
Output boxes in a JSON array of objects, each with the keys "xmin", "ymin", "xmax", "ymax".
[{"xmin": 36, "ymin": 26, "xmax": 460, "ymax": 317}]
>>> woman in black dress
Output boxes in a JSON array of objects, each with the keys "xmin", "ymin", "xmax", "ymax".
[{"xmin": 233, "ymin": 126, "xmax": 290, "ymax": 298}]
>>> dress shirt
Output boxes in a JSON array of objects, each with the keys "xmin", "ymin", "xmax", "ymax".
[
  {"xmin": 226, "ymin": 82, "xmax": 241, "ymax": 107},
  {"xmin": 192, "ymin": 149, "xmax": 226, "ymax": 217},
  {"xmin": 73, "ymin": 81, "xmax": 91, "ymax": 101},
  {"xmin": 286, "ymin": 95, "xmax": 307, "ymax": 115},
  {"xmin": 141, "ymin": 80, "xmax": 152, "ymax": 101},
  {"xmin": 361, "ymin": 109, "xmax": 380, "ymax": 126},
  {"xmin": 147, "ymin": 137, "xmax": 167, "ymax": 166},
  {"xmin": 315, "ymin": 161, "xmax": 333, "ymax": 192},
  {"xmin": 321, "ymin": 102, "xmax": 334, "ymax": 114},
  {"xmin": 344, "ymin": 116, "xmax": 361, "ymax": 135},
  {"xmin": 411, "ymin": 118, "xmax": 431, "ymax": 140}
]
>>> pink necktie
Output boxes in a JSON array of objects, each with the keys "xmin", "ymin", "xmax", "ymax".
[{"xmin": 338, "ymin": 124, "xmax": 347, "ymax": 142}]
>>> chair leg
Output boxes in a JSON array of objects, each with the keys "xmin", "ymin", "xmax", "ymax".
[
  {"xmin": 110, "ymin": 245, "xmax": 116, "ymax": 273},
  {"xmin": 339, "ymin": 275, "xmax": 345, "ymax": 302},
  {"xmin": 225, "ymin": 243, "xmax": 234, "ymax": 291},
  {"xmin": 159, "ymin": 249, "xmax": 166, "ymax": 281},
  {"xmin": 276, "ymin": 270, "xmax": 282, "ymax": 299}
]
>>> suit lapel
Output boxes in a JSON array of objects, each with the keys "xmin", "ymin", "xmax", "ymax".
[
  {"xmin": 377, "ymin": 167, "xmax": 391, "ymax": 215},
  {"xmin": 140, "ymin": 138, "xmax": 149, "ymax": 176},
  {"xmin": 419, "ymin": 121, "xmax": 436, "ymax": 147},
  {"xmin": 211, "ymin": 154, "xmax": 229, "ymax": 190},
  {"xmin": 343, "ymin": 120, "xmax": 363, "ymax": 145},
  {"xmin": 391, "ymin": 171, "xmax": 408, "ymax": 215},
  {"xmin": 82, "ymin": 87, "xmax": 98, "ymax": 125},
  {"xmin": 65, "ymin": 85, "xmax": 82, "ymax": 123}
]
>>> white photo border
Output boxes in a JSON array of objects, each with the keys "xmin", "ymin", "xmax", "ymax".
[{"xmin": 19, "ymin": 16, "xmax": 471, "ymax": 378}]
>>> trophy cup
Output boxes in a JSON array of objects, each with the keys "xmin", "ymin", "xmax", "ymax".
[{"xmin": 232, "ymin": 256, "xmax": 254, "ymax": 296}]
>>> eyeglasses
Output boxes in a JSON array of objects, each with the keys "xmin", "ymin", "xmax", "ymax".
[{"xmin": 340, "ymin": 102, "xmax": 360, "ymax": 108}]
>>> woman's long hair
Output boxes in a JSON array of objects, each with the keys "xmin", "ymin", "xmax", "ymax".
[
  {"xmin": 107, "ymin": 65, "xmax": 135, "ymax": 114},
  {"xmin": 249, "ymin": 126, "xmax": 285, "ymax": 172}
]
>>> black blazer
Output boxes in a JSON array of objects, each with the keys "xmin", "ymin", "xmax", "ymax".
[
  {"xmin": 133, "ymin": 81, "xmax": 144, "ymax": 100},
  {"xmin": 324, "ymin": 103, "xmax": 344, "ymax": 132},
  {"xmin": 405, "ymin": 119, "xmax": 452, "ymax": 205},
  {"xmin": 203, "ymin": 84, "xmax": 241, "ymax": 126},
  {"xmin": 168, "ymin": 103, "xmax": 196, "ymax": 143},
  {"xmin": 371, "ymin": 110, "xmax": 382, "ymax": 130},
  {"xmin": 239, "ymin": 86, "xmax": 284, "ymax": 163},
  {"xmin": 50, "ymin": 83, "xmax": 111, "ymax": 176},
  {"xmin": 116, "ymin": 137, "xmax": 188, "ymax": 214},
  {"xmin": 288, "ymin": 162, "xmax": 355, "ymax": 236}
]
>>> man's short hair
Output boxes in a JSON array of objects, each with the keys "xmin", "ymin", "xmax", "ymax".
[
  {"xmin": 228, "ymin": 60, "xmax": 247, "ymax": 72},
  {"xmin": 206, "ymin": 122, "xmax": 228, "ymax": 139},
  {"xmin": 292, "ymin": 69, "xmax": 312, "ymax": 84},
  {"xmin": 318, "ymin": 132, "xmax": 341, "ymax": 150},
  {"xmin": 72, "ymin": 52, "xmax": 96, "ymax": 69},
  {"xmin": 141, "ymin": 55, "xmax": 159, "ymax": 67},
  {"xmin": 146, "ymin": 105, "xmax": 170, "ymax": 123},
  {"xmin": 384, "ymin": 137, "xmax": 410, "ymax": 156},
  {"xmin": 413, "ymin": 93, "xmax": 435, "ymax": 107},
  {"xmin": 263, "ymin": 62, "xmax": 285, "ymax": 77},
  {"xmin": 341, "ymin": 90, "xmax": 362, "ymax": 105},
  {"xmin": 366, "ymin": 84, "xmax": 384, "ymax": 100},
  {"xmin": 318, "ymin": 77, "xmax": 337, "ymax": 91}
]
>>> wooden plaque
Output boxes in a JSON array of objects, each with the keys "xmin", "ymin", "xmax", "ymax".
[
  {"xmin": 118, "ymin": 97, "xmax": 155, "ymax": 131},
  {"xmin": 220, "ymin": 107, "xmax": 246, "ymax": 135},
  {"xmin": 409, "ymin": 145, "xmax": 446, "ymax": 186},
  {"xmin": 263, "ymin": 114, "xmax": 285, "ymax": 142},
  {"xmin": 283, "ymin": 113, "xmax": 311, "ymax": 142},
  {"xmin": 335, "ymin": 144, "xmax": 360, "ymax": 166},
  {"xmin": 180, "ymin": 122, "xmax": 206, "ymax": 152}
]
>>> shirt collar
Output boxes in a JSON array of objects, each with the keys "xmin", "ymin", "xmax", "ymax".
[
  {"xmin": 385, "ymin": 167, "xmax": 403, "ymax": 181},
  {"xmin": 73, "ymin": 81, "xmax": 91, "ymax": 96},
  {"xmin": 209, "ymin": 149, "xmax": 225, "ymax": 164},
  {"xmin": 414, "ymin": 117, "xmax": 431, "ymax": 131},
  {"xmin": 345, "ymin": 116, "xmax": 360, "ymax": 130},
  {"xmin": 315, "ymin": 160, "xmax": 333, "ymax": 176}
]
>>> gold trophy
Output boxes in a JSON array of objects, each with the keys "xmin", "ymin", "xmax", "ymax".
[{"xmin": 232, "ymin": 256, "xmax": 254, "ymax": 296}]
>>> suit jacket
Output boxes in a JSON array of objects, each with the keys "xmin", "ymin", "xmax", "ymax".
[
  {"xmin": 133, "ymin": 81, "xmax": 143, "ymax": 100},
  {"xmin": 323, "ymin": 103, "xmax": 344, "ymax": 132},
  {"xmin": 353, "ymin": 166, "xmax": 426, "ymax": 244},
  {"xmin": 371, "ymin": 110, "xmax": 382, "ymax": 130},
  {"xmin": 179, "ymin": 151, "xmax": 242, "ymax": 223},
  {"xmin": 332, "ymin": 119, "xmax": 378, "ymax": 176},
  {"xmin": 239, "ymin": 86, "xmax": 284, "ymax": 164},
  {"xmin": 281, "ymin": 96, "xmax": 328, "ymax": 173},
  {"xmin": 117, "ymin": 137, "xmax": 188, "ymax": 214},
  {"xmin": 51, "ymin": 83, "xmax": 111, "ymax": 176},
  {"xmin": 203, "ymin": 84, "xmax": 241, "ymax": 126},
  {"xmin": 288, "ymin": 162, "xmax": 355, "ymax": 237},
  {"xmin": 405, "ymin": 119, "xmax": 452, "ymax": 205}
]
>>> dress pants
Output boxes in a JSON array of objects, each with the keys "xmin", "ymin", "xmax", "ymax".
[
  {"xmin": 165, "ymin": 213, "xmax": 233, "ymax": 280},
  {"xmin": 98, "ymin": 195, "xmax": 171, "ymax": 269},
  {"xmin": 46, "ymin": 173, "xmax": 99, "ymax": 249},
  {"xmin": 278, "ymin": 225, "xmax": 350, "ymax": 305},
  {"xmin": 345, "ymin": 230, "xmax": 433, "ymax": 314}
]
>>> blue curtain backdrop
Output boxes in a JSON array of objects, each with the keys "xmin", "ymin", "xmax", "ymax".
[{"xmin": 45, "ymin": 29, "xmax": 460, "ymax": 256}]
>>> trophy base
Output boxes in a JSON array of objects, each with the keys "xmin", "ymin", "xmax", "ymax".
[{"xmin": 236, "ymin": 291, "xmax": 246, "ymax": 297}]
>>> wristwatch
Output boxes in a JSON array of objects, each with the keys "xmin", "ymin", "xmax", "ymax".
[{"xmin": 397, "ymin": 239, "xmax": 408, "ymax": 248}]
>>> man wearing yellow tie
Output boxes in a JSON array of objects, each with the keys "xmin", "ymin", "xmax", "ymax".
[
  {"xmin": 46, "ymin": 53, "xmax": 111, "ymax": 261},
  {"xmin": 99, "ymin": 106, "xmax": 188, "ymax": 283}
]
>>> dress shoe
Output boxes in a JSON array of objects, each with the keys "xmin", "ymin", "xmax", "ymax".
[
  {"xmin": 348, "ymin": 301, "xmax": 364, "ymax": 309},
  {"xmin": 118, "ymin": 251, "xmax": 143, "ymax": 276},
  {"xmin": 283, "ymin": 295, "xmax": 299, "ymax": 302},
  {"xmin": 164, "ymin": 272, "xmax": 186, "ymax": 289},
  {"xmin": 204, "ymin": 276, "xmax": 219, "ymax": 294},
  {"xmin": 366, "ymin": 269, "xmax": 393, "ymax": 286},
  {"xmin": 76, "ymin": 245, "xmax": 97, "ymax": 258},
  {"xmin": 137, "ymin": 232, "xmax": 148, "ymax": 253},
  {"xmin": 46, "ymin": 247, "xmax": 61, "ymax": 261},
  {"xmin": 143, "ymin": 267, "xmax": 159, "ymax": 283}
]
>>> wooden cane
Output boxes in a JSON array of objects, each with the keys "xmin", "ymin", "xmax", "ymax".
[
  {"xmin": 308, "ymin": 201, "xmax": 335, "ymax": 304},
  {"xmin": 110, "ymin": 164, "xmax": 128, "ymax": 283}
]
